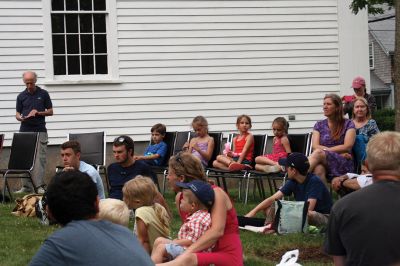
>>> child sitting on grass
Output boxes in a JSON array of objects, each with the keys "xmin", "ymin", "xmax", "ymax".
[
  {"xmin": 123, "ymin": 177, "xmax": 170, "ymax": 253},
  {"xmin": 98, "ymin": 198, "xmax": 130, "ymax": 227},
  {"xmin": 151, "ymin": 180, "xmax": 214, "ymax": 263}
]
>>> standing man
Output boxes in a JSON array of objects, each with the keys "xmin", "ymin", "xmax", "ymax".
[
  {"xmin": 107, "ymin": 135, "xmax": 153, "ymax": 200},
  {"xmin": 343, "ymin": 76, "xmax": 377, "ymax": 118},
  {"xmin": 60, "ymin": 140, "xmax": 105, "ymax": 199},
  {"xmin": 15, "ymin": 71, "xmax": 53, "ymax": 193},
  {"xmin": 325, "ymin": 131, "xmax": 400, "ymax": 265}
]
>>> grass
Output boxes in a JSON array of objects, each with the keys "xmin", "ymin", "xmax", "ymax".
[{"xmin": 0, "ymin": 189, "xmax": 331, "ymax": 266}]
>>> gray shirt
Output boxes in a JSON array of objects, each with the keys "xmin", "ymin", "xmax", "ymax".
[{"xmin": 30, "ymin": 220, "xmax": 154, "ymax": 266}]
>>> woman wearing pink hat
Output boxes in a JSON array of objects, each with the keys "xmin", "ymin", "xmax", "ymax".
[{"xmin": 343, "ymin": 76, "xmax": 377, "ymax": 118}]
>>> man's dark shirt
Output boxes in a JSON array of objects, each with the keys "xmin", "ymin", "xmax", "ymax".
[
  {"xmin": 16, "ymin": 86, "xmax": 52, "ymax": 132},
  {"xmin": 107, "ymin": 160, "xmax": 153, "ymax": 200}
]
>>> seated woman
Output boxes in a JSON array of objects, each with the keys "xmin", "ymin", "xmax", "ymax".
[
  {"xmin": 351, "ymin": 97, "xmax": 380, "ymax": 167},
  {"xmin": 308, "ymin": 94, "xmax": 356, "ymax": 182},
  {"xmin": 158, "ymin": 152, "xmax": 243, "ymax": 266}
]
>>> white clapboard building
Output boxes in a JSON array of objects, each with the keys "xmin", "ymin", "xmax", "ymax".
[{"xmin": 0, "ymin": 0, "xmax": 369, "ymax": 146}]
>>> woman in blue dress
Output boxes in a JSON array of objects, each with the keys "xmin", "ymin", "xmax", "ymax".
[{"xmin": 308, "ymin": 94, "xmax": 356, "ymax": 182}]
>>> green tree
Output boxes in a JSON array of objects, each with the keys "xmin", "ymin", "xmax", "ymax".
[{"xmin": 351, "ymin": 0, "xmax": 399, "ymax": 131}]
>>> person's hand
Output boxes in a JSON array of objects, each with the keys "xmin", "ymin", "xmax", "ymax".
[
  {"xmin": 63, "ymin": 166, "xmax": 75, "ymax": 172},
  {"xmin": 182, "ymin": 141, "xmax": 189, "ymax": 152},
  {"xmin": 331, "ymin": 177, "xmax": 342, "ymax": 191},
  {"xmin": 341, "ymin": 153, "xmax": 352, "ymax": 160},
  {"xmin": 27, "ymin": 109, "xmax": 38, "ymax": 118},
  {"xmin": 227, "ymin": 151, "xmax": 234, "ymax": 157},
  {"xmin": 192, "ymin": 142, "xmax": 200, "ymax": 152}
]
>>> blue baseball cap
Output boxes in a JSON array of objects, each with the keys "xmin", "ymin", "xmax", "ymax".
[
  {"xmin": 278, "ymin": 152, "xmax": 310, "ymax": 175},
  {"xmin": 176, "ymin": 180, "xmax": 214, "ymax": 208}
]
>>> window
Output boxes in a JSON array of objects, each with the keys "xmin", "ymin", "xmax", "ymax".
[
  {"xmin": 50, "ymin": 0, "xmax": 108, "ymax": 76},
  {"xmin": 369, "ymin": 42, "xmax": 374, "ymax": 70}
]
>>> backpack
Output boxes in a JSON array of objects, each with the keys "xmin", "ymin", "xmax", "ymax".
[
  {"xmin": 273, "ymin": 200, "xmax": 309, "ymax": 234},
  {"xmin": 12, "ymin": 194, "xmax": 43, "ymax": 217}
]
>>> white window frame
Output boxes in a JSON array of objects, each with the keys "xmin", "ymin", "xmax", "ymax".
[
  {"xmin": 369, "ymin": 42, "xmax": 374, "ymax": 70},
  {"xmin": 43, "ymin": 0, "xmax": 120, "ymax": 84}
]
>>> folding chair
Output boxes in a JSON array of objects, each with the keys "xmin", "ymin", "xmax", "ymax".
[
  {"xmin": 161, "ymin": 131, "xmax": 191, "ymax": 194},
  {"xmin": 206, "ymin": 134, "xmax": 267, "ymax": 202},
  {"xmin": 0, "ymin": 134, "xmax": 4, "ymax": 157},
  {"xmin": 0, "ymin": 132, "xmax": 39, "ymax": 202},
  {"xmin": 58, "ymin": 132, "xmax": 110, "ymax": 193},
  {"xmin": 247, "ymin": 133, "xmax": 312, "ymax": 197}
]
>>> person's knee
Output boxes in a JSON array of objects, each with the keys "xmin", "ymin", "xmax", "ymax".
[
  {"xmin": 312, "ymin": 149, "xmax": 325, "ymax": 160},
  {"xmin": 255, "ymin": 156, "xmax": 264, "ymax": 164}
]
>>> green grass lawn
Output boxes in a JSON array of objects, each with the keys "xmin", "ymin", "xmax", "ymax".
[{"xmin": 0, "ymin": 190, "xmax": 331, "ymax": 266}]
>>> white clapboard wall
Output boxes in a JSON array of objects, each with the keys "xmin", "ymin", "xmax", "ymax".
[{"xmin": 0, "ymin": 0, "xmax": 368, "ymax": 146}]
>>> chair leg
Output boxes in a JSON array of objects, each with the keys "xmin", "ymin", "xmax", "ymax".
[
  {"xmin": 244, "ymin": 174, "xmax": 251, "ymax": 204},
  {"xmin": 162, "ymin": 169, "xmax": 168, "ymax": 195},
  {"xmin": 3, "ymin": 173, "xmax": 13, "ymax": 203}
]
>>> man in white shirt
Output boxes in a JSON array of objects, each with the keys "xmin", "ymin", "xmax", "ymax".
[{"xmin": 60, "ymin": 140, "xmax": 105, "ymax": 199}]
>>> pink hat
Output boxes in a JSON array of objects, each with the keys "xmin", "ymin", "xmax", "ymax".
[{"xmin": 352, "ymin": 76, "xmax": 365, "ymax": 89}]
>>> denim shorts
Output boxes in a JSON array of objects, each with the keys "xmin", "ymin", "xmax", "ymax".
[
  {"xmin": 165, "ymin": 243, "xmax": 185, "ymax": 259},
  {"xmin": 232, "ymin": 157, "xmax": 251, "ymax": 165}
]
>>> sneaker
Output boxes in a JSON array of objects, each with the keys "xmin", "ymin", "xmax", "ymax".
[
  {"xmin": 228, "ymin": 163, "xmax": 246, "ymax": 171},
  {"xmin": 262, "ymin": 165, "xmax": 282, "ymax": 174},
  {"xmin": 15, "ymin": 187, "xmax": 33, "ymax": 194},
  {"xmin": 37, "ymin": 187, "xmax": 46, "ymax": 194}
]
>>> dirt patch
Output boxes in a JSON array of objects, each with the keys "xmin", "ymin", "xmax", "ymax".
[{"xmin": 253, "ymin": 246, "xmax": 331, "ymax": 263}]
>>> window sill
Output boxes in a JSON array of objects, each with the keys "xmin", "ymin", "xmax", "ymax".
[{"xmin": 43, "ymin": 79, "xmax": 123, "ymax": 85}]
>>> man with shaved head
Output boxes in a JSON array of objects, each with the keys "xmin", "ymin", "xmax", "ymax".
[{"xmin": 15, "ymin": 71, "xmax": 53, "ymax": 194}]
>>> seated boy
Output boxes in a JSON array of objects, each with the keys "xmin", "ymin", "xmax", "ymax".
[
  {"xmin": 245, "ymin": 152, "xmax": 332, "ymax": 228},
  {"xmin": 331, "ymin": 164, "xmax": 372, "ymax": 196},
  {"xmin": 151, "ymin": 180, "xmax": 214, "ymax": 263},
  {"xmin": 98, "ymin": 198, "xmax": 131, "ymax": 227},
  {"xmin": 135, "ymin": 123, "xmax": 168, "ymax": 166}
]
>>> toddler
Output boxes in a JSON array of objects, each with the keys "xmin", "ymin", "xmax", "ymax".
[
  {"xmin": 255, "ymin": 117, "xmax": 291, "ymax": 173},
  {"xmin": 98, "ymin": 198, "xmax": 130, "ymax": 227},
  {"xmin": 183, "ymin": 116, "xmax": 215, "ymax": 167},
  {"xmin": 123, "ymin": 177, "xmax": 170, "ymax": 253},
  {"xmin": 151, "ymin": 180, "xmax": 214, "ymax": 263},
  {"xmin": 213, "ymin": 114, "xmax": 254, "ymax": 171}
]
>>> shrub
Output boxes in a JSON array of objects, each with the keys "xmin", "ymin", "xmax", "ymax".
[{"xmin": 374, "ymin": 108, "xmax": 395, "ymax": 131}]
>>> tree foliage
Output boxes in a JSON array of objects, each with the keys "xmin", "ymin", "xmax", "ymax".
[{"xmin": 350, "ymin": 0, "xmax": 394, "ymax": 14}]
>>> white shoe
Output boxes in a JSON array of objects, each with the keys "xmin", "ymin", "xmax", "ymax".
[
  {"xmin": 262, "ymin": 165, "xmax": 282, "ymax": 174},
  {"xmin": 37, "ymin": 187, "xmax": 46, "ymax": 194},
  {"xmin": 14, "ymin": 187, "xmax": 33, "ymax": 194}
]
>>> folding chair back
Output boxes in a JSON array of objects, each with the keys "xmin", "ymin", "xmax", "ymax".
[
  {"xmin": 173, "ymin": 131, "xmax": 190, "ymax": 155},
  {"xmin": 8, "ymin": 132, "xmax": 38, "ymax": 170},
  {"xmin": 252, "ymin": 134, "xmax": 267, "ymax": 166},
  {"xmin": 208, "ymin": 132, "xmax": 223, "ymax": 168},
  {"xmin": 69, "ymin": 132, "xmax": 105, "ymax": 166},
  {"xmin": 288, "ymin": 133, "xmax": 312, "ymax": 155},
  {"xmin": 1, "ymin": 132, "xmax": 39, "ymax": 202},
  {"xmin": 0, "ymin": 134, "xmax": 4, "ymax": 158},
  {"xmin": 159, "ymin": 131, "xmax": 176, "ymax": 166}
]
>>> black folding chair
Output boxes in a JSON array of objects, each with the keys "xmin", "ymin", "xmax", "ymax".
[
  {"xmin": 0, "ymin": 132, "xmax": 39, "ymax": 202},
  {"xmin": 161, "ymin": 131, "xmax": 191, "ymax": 194},
  {"xmin": 247, "ymin": 133, "xmax": 312, "ymax": 197},
  {"xmin": 206, "ymin": 134, "xmax": 267, "ymax": 202},
  {"xmin": 0, "ymin": 134, "xmax": 4, "ymax": 157}
]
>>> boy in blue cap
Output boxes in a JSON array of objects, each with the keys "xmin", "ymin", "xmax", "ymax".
[
  {"xmin": 151, "ymin": 180, "xmax": 214, "ymax": 263},
  {"xmin": 246, "ymin": 152, "xmax": 332, "ymax": 227}
]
